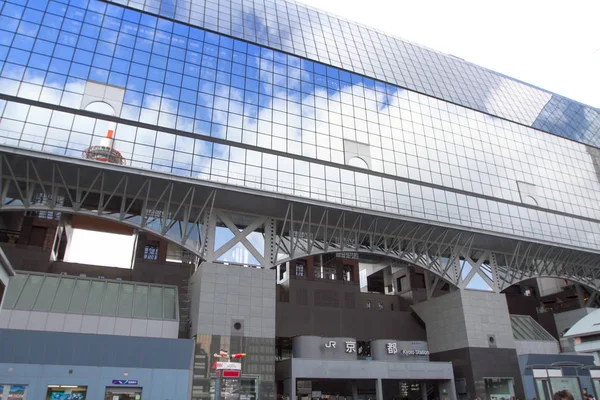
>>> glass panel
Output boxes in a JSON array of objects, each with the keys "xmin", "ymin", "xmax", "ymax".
[
  {"xmin": 536, "ymin": 379, "xmax": 549, "ymax": 400},
  {"xmin": 163, "ymin": 287, "xmax": 176, "ymax": 320},
  {"xmin": 117, "ymin": 283, "xmax": 134, "ymax": 317},
  {"xmin": 133, "ymin": 285, "xmax": 149, "ymax": 318},
  {"xmin": 33, "ymin": 276, "xmax": 60, "ymax": 311},
  {"xmin": 511, "ymin": 315, "xmax": 555, "ymax": 341},
  {"xmin": 2, "ymin": 274, "xmax": 27, "ymax": 308},
  {"xmin": 550, "ymin": 378, "xmax": 582, "ymax": 400},
  {"xmin": 592, "ymin": 380, "xmax": 600, "ymax": 400},
  {"xmin": 101, "ymin": 283, "xmax": 120, "ymax": 316},
  {"xmin": 51, "ymin": 277, "xmax": 76, "ymax": 312},
  {"xmin": 69, "ymin": 280, "xmax": 91, "ymax": 313},
  {"xmin": 85, "ymin": 281, "xmax": 106, "ymax": 315},
  {"xmin": 15, "ymin": 274, "xmax": 44, "ymax": 309},
  {"xmin": 148, "ymin": 286, "xmax": 163, "ymax": 319}
]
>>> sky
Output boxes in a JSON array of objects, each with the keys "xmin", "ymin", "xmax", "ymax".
[
  {"xmin": 296, "ymin": 0, "xmax": 600, "ymax": 108},
  {"xmin": 66, "ymin": 229, "xmax": 136, "ymax": 268}
]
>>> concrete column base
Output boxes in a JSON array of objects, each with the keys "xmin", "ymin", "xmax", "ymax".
[{"xmin": 376, "ymin": 378, "xmax": 383, "ymax": 400}]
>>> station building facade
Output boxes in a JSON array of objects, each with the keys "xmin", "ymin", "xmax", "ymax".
[{"xmin": 0, "ymin": 0, "xmax": 599, "ymax": 399}]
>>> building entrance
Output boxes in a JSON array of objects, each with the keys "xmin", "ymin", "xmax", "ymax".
[
  {"xmin": 104, "ymin": 387, "xmax": 142, "ymax": 400},
  {"xmin": 295, "ymin": 379, "xmax": 438, "ymax": 400},
  {"xmin": 209, "ymin": 376, "xmax": 258, "ymax": 400},
  {"xmin": 297, "ymin": 379, "xmax": 354, "ymax": 399}
]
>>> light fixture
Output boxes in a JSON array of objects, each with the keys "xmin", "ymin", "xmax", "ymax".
[
  {"xmin": 124, "ymin": 372, "xmax": 129, "ymax": 376},
  {"xmin": 48, "ymin": 385, "xmax": 80, "ymax": 389}
]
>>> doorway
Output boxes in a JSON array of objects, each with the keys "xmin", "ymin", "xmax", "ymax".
[{"xmin": 104, "ymin": 387, "xmax": 142, "ymax": 400}]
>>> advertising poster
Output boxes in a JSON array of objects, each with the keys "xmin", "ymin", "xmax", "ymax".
[
  {"xmin": 49, "ymin": 393, "xmax": 85, "ymax": 400},
  {"xmin": 7, "ymin": 385, "xmax": 26, "ymax": 400},
  {"xmin": 223, "ymin": 379, "xmax": 240, "ymax": 400}
]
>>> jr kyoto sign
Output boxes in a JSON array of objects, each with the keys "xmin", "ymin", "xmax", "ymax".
[
  {"xmin": 292, "ymin": 336, "xmax": 430, "ymax": 362},
  {"xmin": 371, "ymin": 339, "xmax": 430, "ymax": 361},
  {"xmin": 324, "ymin": 340, "xmax": 356, "ymax": 353},
  {"xmin": 385, "ymin": 342, "xmax": 429, "ymax": 356}
]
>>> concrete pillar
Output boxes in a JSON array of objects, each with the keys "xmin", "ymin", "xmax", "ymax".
[
  {"xmin": 352, "ymin": 380, "xmax": 358, "ymax": 400},
  {"xmin": 189, "ymin": 262, "xmax": 277, "ymax": 399},
  {"xmin": 439, "ymin": 380, "xmax": 457, "ymax": 400},
  {"xmin": 157, "ymin": 237, "xmax": 168, "ymax": 262},
  {"xmin": 283, "ymin": 378, "xmax": 295, "ymax": 400},
  {"xmin": 412, "ymin": 290, "xmax": 523, "ymax": 400},
  {"xmin": 376, "ymin": 379, "xmax": 383, "ymax": 400},
  {"xmin": 412, "ymin": 290, "xmax": 515, "ymax": 356}
]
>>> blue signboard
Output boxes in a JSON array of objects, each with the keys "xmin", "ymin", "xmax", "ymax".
[{"xmin": 111, "ymin": 380, "xmax": 138, "ymax": 385}]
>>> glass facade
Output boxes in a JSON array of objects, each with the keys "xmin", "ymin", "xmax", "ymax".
[
  {"xmin": 104, "ymin": 0, "xmax": 600, "ymax": 147},
  {"xmin": 0, "ymin": 0, "xmax": 599, "ymax": 253},
  {"xmin": 0, "ymin": 0, "xmax": 599, "ymax": 255}
]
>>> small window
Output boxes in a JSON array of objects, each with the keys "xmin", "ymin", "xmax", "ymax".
[
  {"xmin": 295, "ymin": 262, "xmax": 305, "ymax": 277},
  {"xmin": 144, "ymin": 245, "xmax": 159, "ymax": 260},
  {"xmin": 343, "ymin": 266, "xmax": 352, "ymax": 282},
  {"xmin": 323, "ymin": 267, "xmax": 336, "ymax": 280},
  {"xmin": 366, "ymin": 300, "xmax": 371, "ymax": 309},
  {"xmin": 314, "ymin": 266, "xmax": 335, "ymax": 280},
  {"xmin": 378, "ymin": 302, "xmax": 384, "ymax": 311}
]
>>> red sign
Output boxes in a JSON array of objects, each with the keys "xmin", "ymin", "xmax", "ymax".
[{"xmin": 222, "ymin": 370, "xmax": 240, "ymax": 378}]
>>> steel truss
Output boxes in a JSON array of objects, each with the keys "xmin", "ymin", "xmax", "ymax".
[
  {"xmin": 0, "ymin": 153, "xmax": 217, "ymax": 259},
  {"xmin": 1, "ymin": 149, "xmax": 600, "ymax": 294},
  {"xmin": 274, "ymin": 203, "xmax": 600, "ymax": 295}
]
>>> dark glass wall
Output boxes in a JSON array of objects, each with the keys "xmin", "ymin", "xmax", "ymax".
[{"xmin": 192, "ymin": 333, "xmax": 275, "ymax": 400}]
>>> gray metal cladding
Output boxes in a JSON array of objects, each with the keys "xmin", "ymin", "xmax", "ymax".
[{"xmin": 0, "ymin": 329, "xmax": 194, "ymax": 369}]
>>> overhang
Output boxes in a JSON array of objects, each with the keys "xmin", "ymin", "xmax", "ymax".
[
  {"xmin": 276, "ymin": 358, "xmax": 454, "ymax": 381},
  {"xmin": 564, "ymin": 308, "xmax": 600, "ymax": 338}
]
